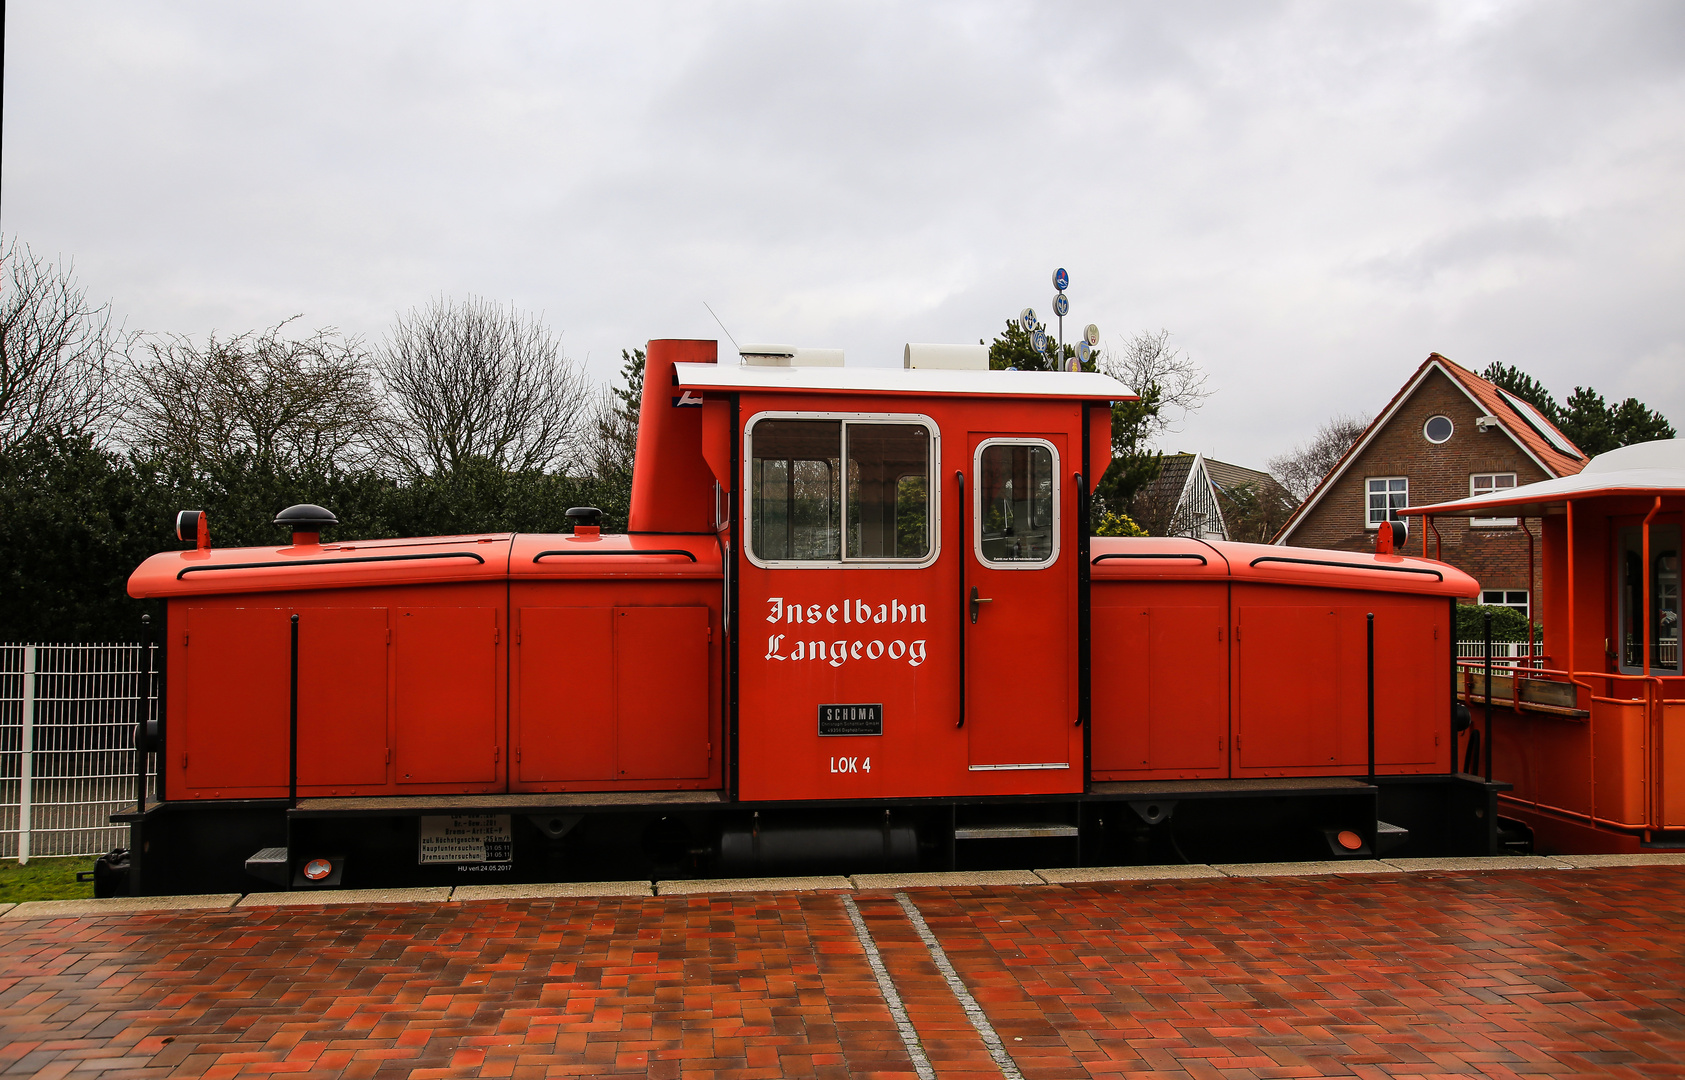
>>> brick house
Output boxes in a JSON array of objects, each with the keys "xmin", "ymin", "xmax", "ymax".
[{"xmin": 1272, "ymin": 353, "xmax": 1586, "ymax": 618}]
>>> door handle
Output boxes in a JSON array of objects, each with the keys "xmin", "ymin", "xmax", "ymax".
[{"xmin": 970, "ymin": 587, "xmax": 992, "ymax": 624}]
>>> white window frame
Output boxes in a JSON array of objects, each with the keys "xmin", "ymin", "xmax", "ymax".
[
  {"xmin": 1480, "ymin": 589, "xmax": 1530, "ymax": 617},
  {"xmin": 1366, "ymin": 476, "xmax": 1408, "ymax": 530},
  {"xmin": 742, "ymin": 410, "xmax": 941, "ymax": 570},
  {"xmin": 1423, "ymin": 415, "xmax": 1454, "ymax": 444},
  {"xmin": 973, "ymin": 437, "xmax": 1061, "ymax": 570},
  {"xmin": 1470, "ymin": 473, "xmax": 1519, "ymax": 528}
]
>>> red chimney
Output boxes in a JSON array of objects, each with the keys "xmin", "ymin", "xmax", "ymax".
[{"xmin": 628, "ymin": 339, "xmax": 718, "ymax": 534}]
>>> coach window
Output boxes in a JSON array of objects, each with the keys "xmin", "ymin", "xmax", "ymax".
[
  {"xmin": 1618, "ymin": 524, "xmax": 1683, "ymax": 675},
  {"xmin": 975, "ymin": 439, "xmax": 1058, "ymax": 567},
  {"xmin": 748, "ymin": 416, "xmax": 936, "ymax": 566}
]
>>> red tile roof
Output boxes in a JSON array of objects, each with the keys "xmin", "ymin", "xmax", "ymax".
[
  {"xmin": 1432, "ymin": 353, "xmax": 1585, "ymax": 478},
  {"xmin": 1273, "ymin": 353, "xmax": 1585, "ymax": 543}
]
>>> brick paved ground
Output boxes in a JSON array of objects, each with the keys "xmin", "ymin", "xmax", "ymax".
[{"xmin": 3, "ymin": 868, "xmax": 1684, "ymax": 1079}]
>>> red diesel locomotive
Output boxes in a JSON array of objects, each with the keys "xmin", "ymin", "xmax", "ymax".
[{"xmin": 119, "ymin": 339, "xmax": 1493, "ymax": 894}]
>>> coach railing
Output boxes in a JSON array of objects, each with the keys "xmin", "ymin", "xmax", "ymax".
[
  {"xmin": 1456, "ymin": 655, "xmax": 1684, "ymax": 834},
  {"xmin": 1, "ymin": 642, "xmax": 159, "ymax": 862}
]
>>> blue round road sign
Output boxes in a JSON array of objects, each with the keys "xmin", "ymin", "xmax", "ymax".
[
  {"xmin": 1053, "ymin": 268, "xmax": 1069, "ymax": 291},
  {"xmin": 1019, "ymin": 307, "xmax": 1037, "ymax": 333},
  {"xmin": 1052, "ymin": 292, "xmax": 1069, "ymax": 317},
  {"xmin": 1032, "ymin": 328, "xmax": 1047, "ymax": 354}
]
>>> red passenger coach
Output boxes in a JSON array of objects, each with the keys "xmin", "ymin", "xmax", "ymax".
[{"xmin": 118, "ymin": 339, "xmax": 1495, "ymax": 895}]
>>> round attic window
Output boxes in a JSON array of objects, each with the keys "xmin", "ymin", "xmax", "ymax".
[{"xmin": 1424, "ymin": 415, "xmax": 1454, "ymax": 444}]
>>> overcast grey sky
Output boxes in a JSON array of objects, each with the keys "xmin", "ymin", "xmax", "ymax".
[{"xmin": 5, "ymin": 1, "xmax": 1682, "ymax": 467}]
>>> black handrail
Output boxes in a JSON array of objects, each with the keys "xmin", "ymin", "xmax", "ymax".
[
  {"xmin": 177, "ymin": 551, "xmax": 485, "ymax": 579},
  {"xmin": 1247, "ymin": 555, "xmax": 1444, "ymax": 582},
  {"xmin": 289, "ymin": 614, "xmax": 300, "ymax": 813},
  {"xmin": 533, "ymin": 549, "xmax": 698, "ymax": 563},
  {"xmin": 956, "ymin": 469, "xmax": 966, "ymax": 729},
  {"xmin": 1091, "ymin": 552, "xmax": 1209, "ymax": 566},
  {"xmin": 1366, "ymin": 612, "xmax": 1376, "ymax": 782}
]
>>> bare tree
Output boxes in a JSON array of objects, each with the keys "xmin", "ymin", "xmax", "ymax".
[
  {"xmin": 376, "ymin": 296, "xmax": 587, "ymax": 476},
  {"xmin": 1099, "ymin": 329, "xmax": 1211, "ymax": 448},
  {"xmin": 1268, "ymin": 413, "xmax": 1370, "ymax": 501},
  {"xmin": 0, "ymin": 239, "xmax": 123, "ymax": 450},
  {"xmin": 125, "ymin": 321, "xmax": 382, "ymax": 475}
]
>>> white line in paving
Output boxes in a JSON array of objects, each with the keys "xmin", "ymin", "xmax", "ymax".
[
  {"xmin": 840, "ymin": 894, "xmax": 935, "ymax": 1080},
  {"xmin": 896, "ymin": 891, "xmax": 1026, "ymax": 1080}
]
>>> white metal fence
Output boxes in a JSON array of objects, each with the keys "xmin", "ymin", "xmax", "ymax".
[
  {"xmin": 1, "ymin": 643, "xmax": 157, "ymax": 862},
  {"xmin": 1456, "ymin": 640, "xmax": 1545, "ymax": 668}
]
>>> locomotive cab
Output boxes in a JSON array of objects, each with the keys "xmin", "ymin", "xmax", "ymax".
[{"xmin": 667, "ymin": 345, "xmax": 1123, "ymax": 802}]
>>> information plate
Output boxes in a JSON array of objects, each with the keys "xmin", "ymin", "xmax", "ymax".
[
  {"xmin": 418, "ymin": 813, "xmax": 513, "ymax": 864},
  {"xmin": 819, "ymin": 703, "xmax": 884, "ymax": 736}
]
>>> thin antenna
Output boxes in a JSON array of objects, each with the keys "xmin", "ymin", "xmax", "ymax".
[{"xmin": 703, "ymin": 301, "xmax": 741, "ymax": 353}]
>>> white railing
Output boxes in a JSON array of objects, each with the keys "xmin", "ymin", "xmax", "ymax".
[
  {"xmin": 1456, "ymin": 640, "xmax": 1545, "ymax": 669},
  {"xmin": 1, "ymin": 643, "xmax": 158, "ymax": 862}
]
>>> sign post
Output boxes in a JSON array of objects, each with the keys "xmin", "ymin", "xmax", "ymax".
[{"xmin": 1021, "ymin": 270, "xmax": 1096, "ymax": 372}]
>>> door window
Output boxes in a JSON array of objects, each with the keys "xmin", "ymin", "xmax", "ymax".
[
  {"xmin": 975, "ymin": 440, "xmax": 1058, "ymax": 567},
  {"xmin": 747, "ymin": 415, "xmax": 936, "ymax": 566},
  {"xmin": 1619, "ymin": 525, "xmax": 1682, "ymax": 674}
]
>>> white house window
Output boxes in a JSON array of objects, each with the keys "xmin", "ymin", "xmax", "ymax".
[
  {"xmin": 1424, "ymin": 415, "xmax": 1454, "ymax": 443},
  {"xmin": 1366, "ymin": 477, "xmax": 1408, "ymax": 529},
  {"xmin": 1470, "ymin": 473, "xmax": 1518, "ymax": 527},
  {"xmin": 1480, "ymin": 589, "xmax": 1529, "ymax": 616}
]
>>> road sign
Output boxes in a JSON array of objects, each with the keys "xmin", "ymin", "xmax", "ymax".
[
  {"xmin": 1052, "ymin": 293, "xmax": 1069, "ymax": 317},
  {"xmin": 1053, "ymin": 268, "xmax": 1069, "ymax": 291},
  {"xmin": 1032, "ymin": 327, "xmax": 1047, "ymax": 354},
  {"xmin": 1019, "ymin": 307, "xmax": 1037, "ymax": 333},
  {"xmin": 1076, "ymin": 339, "xmax": 1091, "ymax": 362},
  {"xmin": 1062, "ymin": 356, "xmax": 1080, "ymax": 372},
  {"xmin": 1084, "ymin": 323, "xmax": 1099, "ymax": 346}
]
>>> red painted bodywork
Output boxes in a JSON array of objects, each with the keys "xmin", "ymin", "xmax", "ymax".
[
  {"xmin": 1090, "ymin": 538, "xmax": 1471, "ymax": 781},
  {"xmin": 129, "ymin": 339, "xmax": 1478, "ymax": 806}
]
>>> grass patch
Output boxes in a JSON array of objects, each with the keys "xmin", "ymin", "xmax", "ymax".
[{"xmin": 0, "ymin": 856, "xmax": 99, "ymax": 903}]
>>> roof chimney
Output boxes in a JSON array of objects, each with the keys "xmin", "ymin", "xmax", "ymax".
[{"xmin": 275, "ymin": 503, "xmax": 338, "ymax": 547}]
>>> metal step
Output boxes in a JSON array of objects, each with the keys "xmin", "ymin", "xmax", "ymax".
[
  {"xmin": 954, "ymin": 824, "xmax": 1079, "ymax": 841},
  {"xmin": 245, "ymin": 846, "xmax": 288, "ymax": 886}
]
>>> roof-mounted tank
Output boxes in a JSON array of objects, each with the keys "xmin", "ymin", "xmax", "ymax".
[{"xmin": 738, "ymin": 344, "xmax": 844, "ymax": 367}]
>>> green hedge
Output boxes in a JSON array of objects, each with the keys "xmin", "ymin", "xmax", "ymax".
[{"xmin": 1454, "ymin": 603, "xmax": 1540, "ymax": 643}]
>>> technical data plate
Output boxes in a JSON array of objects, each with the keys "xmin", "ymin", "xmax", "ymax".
[
  {"xmin": 818, "ymin": 703, "xmax": 883, "ymax": 737},
  {"xmin": 418, "ymin": 813, "xmax": 514, "ymax": 865}
]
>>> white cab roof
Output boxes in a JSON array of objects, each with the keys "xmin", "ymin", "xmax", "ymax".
[{"xmin": 673, "ymin": 362, "xmax": 1134, "ymax": 401}]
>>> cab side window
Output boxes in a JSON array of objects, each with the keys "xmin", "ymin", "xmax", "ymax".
[
  {"xmin": 848, "ymin": 424, "xmax": 930, "ymax": 559},
  {"xmin": 751, "ymin": 420, "xmax": 841, "ymax": 561},
  {"xmin": 749, "ymin": 417, "xmax": 935, "ymax": 564}
]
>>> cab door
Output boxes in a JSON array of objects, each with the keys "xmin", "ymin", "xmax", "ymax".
[{"xmin": 964, "ymin": 435, "xmax": 1072, "ymax": 770}]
